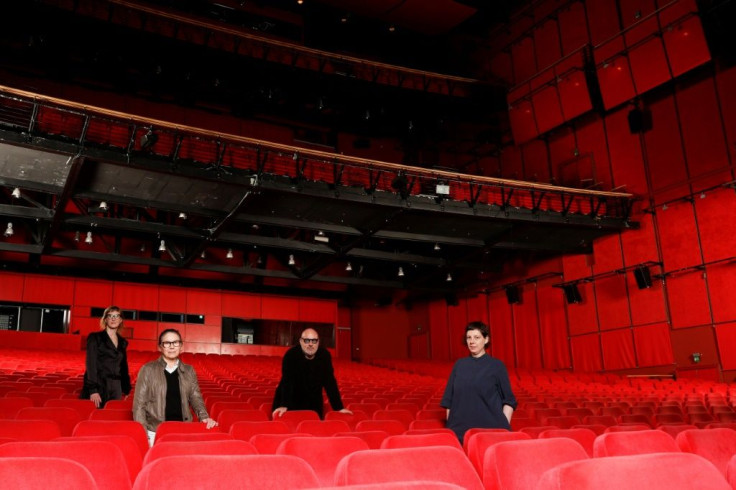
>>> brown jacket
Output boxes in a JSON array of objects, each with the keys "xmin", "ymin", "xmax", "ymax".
[{"xmin": 133, "ymin": 357, "xmax": 209, "ymax": 432}]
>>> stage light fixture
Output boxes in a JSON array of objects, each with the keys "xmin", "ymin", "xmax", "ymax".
[
  {"xmin": 434, "ymin": 243, "xmax": 441, "ymax": 251},
  {"xmin": 226, "ymin": 248, "xmax": 234, "ymax": 259},
  {"xmin": 74, "ymin": 231, "xmax": 80, "ymax": 242},
  {"xmin": 85, "ymin": 231, "xmax": 93, "ymax": 244},
  {"xmin": 3, "ymin": 222, "xmax": 13, "ymax": 237},
  {"xmin": 345, "ymin": 262, "xmax": 352, "ymax": 271},
  {"xmin": 11, "ymin": 187, "xmax": 21, "ymax": 199},
  {"xmin": 446, "ymin": 273, "xmax": 452, "ymax": 282},
  {"xmin": 398, "ymin": 267, "xmax": 404, "ymax": 277},
  {"xmin": 158, "ymin": 240, "xmax": 166, "ymax": 252},
  {"xmin": 288, "ymin": 254, "xmax": 295, "ymax": 265},
  {"xmin": 178, "ymin": 212, "xmax": 187, "ymax": 220},
  {"xmin": 99, "ymin": 201, "xmax": 108, "ymax": 211}
]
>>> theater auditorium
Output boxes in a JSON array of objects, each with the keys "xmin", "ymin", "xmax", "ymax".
[{"xmin": 1, "ymin": 0, "xmax": 735, "ymax": 488}]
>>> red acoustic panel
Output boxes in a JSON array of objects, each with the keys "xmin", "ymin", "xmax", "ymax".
[
  {"xmin": 715, "ymin": 65, "xmax": 736, "ymax": 165},
  {"xmin": 558, "ymin": 2, "xmax": 589, "ymax": 55},
  {"xmin": 601, "ymin": 329, "xmax": 636, "ymax": 370},
  {"xmin": 448, "ymin": 300, "xmax": 469, "ymax": 360},
  {"xmin": 511, "ymin": 36, "xmax": 537, "ymax": 84},
  {"xmin": 633, "ymin": 323, "xmax": 674, "ymax": 367},
  {"xmin": 429, "ymin": 300, "xmax": 450, "ymax": 361},
  {"xmin": 508, "ymin": 94, "xmax": 538, "ymax": 144},
  {"xmin": 665, "ymin": 272, "xmax": 712, "ymax": 329},
  {"xmin": 574, "ymin": 119, "xmax": 613, "ymax": 190},
  {"xmin": 221, "ymin": 292, "xmax": 261, "ymax": 318},
  {"xmin": 595, "ymin": 51, "xmax": 637, "ymax": 110},
  {"xmin": 186, "ymin": 289, "xmax": 221, "ymax": 315},
  {"xmin": 129, "ymin": 321, "xmax": 157, "ymax": 340},
  {"xmin": 489, "ymin": 292, "xmax": 516, "ymax": 365},
  {"xmin": 112, "ymin": 282, "xmax": 159, "ymax": 310},
  {"xmin": 643, "ymin": 96, "xmax": 688, "ymax": 193},
  {"xmin": 656, "ymin": 201, "xmax": 702, "ymax": 271},
  {"xmin": 159, "ymin": 287, "xmax": 186, "ymax": 311},
  {"xmin": 182, "ymin": 324, "xmax": 220, "ymax": 344},
  {"xmin": 521, "ymin": 140, "xmax": 550, "ymax": 183},
  {"xmin": 513, "ymin": 288, "xmax": 543, "ymax": 369},
  {"xmin": 556, "ymin": 56, "xmax": 592, "ymax": 120},
  {"xmin": 537, "ymin": 284, "xmax": 571, "ymax": 370},
  {"xmin": 586, "ymin": 0, "xmax": 621, "ymax": 45},
  {"xmin": 605, "ymin": 107, "xmax": 648, "ymax": 195},
  {"xmin": 595, "ymin": 276, "xmax": 631, "ymax": 331},
  {"xmin": 566, "ymin": 282, "xmax": 598, "ymax": 335},
  {"xmin": 715, "ymin": 322, "xmax": 736, "ymax": 370},
  {"xmin": 23, "ymin": 275, "xmax": 75, "ymax": 305},
  {"xmin": 74, "ymin": 279, "xmax": 112, "ymax": 307},
  {"xmin": 695, "ymin": 188, "xmax": 736, "ymax": 263},
  {"xmin": 620, "ymin": 213, "xmax": 657, "ymax": 266},
  {"xmin": 298, "ymin": 299, "xmax": 337, "ymax": 323},
  {"xmin": 570, "ymin": 334, "xmax": 603, "ymax": 372},
  {"xmin": 592, "ymin": 234, "xmax": 623, "ymax": 275},
  {"xmin": 661, "ymin": 0, "xmax": 711, "ymax": 77},
  {"xmin": 705, "ymin": 266, "xmax": 736, "ymax": 324},
  {"xmin": 534, "ymin": 18, "xmax": 562, "ymax": 70},
  {"xmin": 562, "ymin": 254, "xmax": 592, "ymax": 282},
  {"xmin": 627, "ymin": 272, "xmax": 667, "ymax": 327},
  {"xmin": 531, "ymin": 70, "xmax": 565, "ymax": 134},
  {"xmin": 261, "ymin": 295, "xmax": 299, "ymax": 320},
  {"xmin": 625, "ymin": 18, "xmax": 671, "ymax": 94},
  {"xmin": 619, "ymin": 0, "xmax": 657, "ymax": 28}
]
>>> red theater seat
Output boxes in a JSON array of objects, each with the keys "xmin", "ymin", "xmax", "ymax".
[
  {"xmin": 15, "ymin": 406, "xmax": 81, "ymax": 437},
  {"xmin": 229, "ymin": 420, "xmax": 291, "ymax": 441},
  {"xmin": 0, "ymin": 419, "xmax": 62, "ymax": 441},
  {"xmin": 275, "ymin": 410, "xmax": 320, "ymax": 431},
  {"xmin": 324, "ymin": 409, "xmax": 368, "ymax": 429},
  {"xmin": 57, "ymin": 435, "xmax": 143, "ymax": 483},
  {"xmin": 143, "ymin": 439, "xmax": 257, "ymax": 466},
  {"xmin": 334, "ymin": 446, "xmax": 483, "ymax": 489},
  {"xmin": 354, "ymin": 419, "xmax": 406, "ymax": 436},
  {"xmin": 104, "ymin": 399, "xmax": 134, "ymax": 410},
  {"xmin": 154, "ymin": 421, "xmax": 221, "ymax": 442},
  {"xmin": 657, "ymin": 424, "xmax": 697, "ymax": 438},
  {"xmin": 44, "ymin": 399, "xmax": 97, "ymax": 420},
  {"xmin": 208, "ymin": 401, "xmax": 254, "ymax": 421},
  {"xmin": 0, "ymin": 397, "xmax": 34, "ymax": 417},
  {"xmin": 132, "ymin": 454, "xmax": 320, "ymax": 490},
  {"xmin": 156, "ymin": 432, "xmax": 233, "ymax": 444},
  {"xmin": 593, "ymin": 429, "xmax": 680, "ymax": 457},
  {"xmin": 0, "ymin": 456, "xmax": 98, "ymax": 490},
  {"xmin": 295, "ymin": 419, "xmax": 351, "ymax": 436},
  {"xmin": 217, "ymin": 409, "xmax": 269, "ymax": 431},
  {"xmin": 483, "ymin": 438, "xmax": 589, "ymax": 490},
  {"xmin": 466, "ymin": 430, "xmax": 532, "ymax": 476},
  {"xmin": 0, "ymin": 440, "xmax": 131, "ymax": 490},
  {"xmin": 408, "ymin": 419, "xmax": 445, "ymax": 430},
  {"xmin": 249, "ymin": 432, "xmax": 310, "ymax": 454},
  {"xmin": 676, "ymin": 428, "xmax": 736, "ymax": 475},
  {"xmin": 72, "ymin": 420, "xmax": 149, "ymax": 458},
  {"xmin": 372, "ymin": 409, "xmax": 414, "ymax": 430},
  {"xmin": 539, "ymin": 428, "xmax": 597, "ymax": 457},
  {"xmin": 380, "ymin": 432, "xmax": 462, "ymax": 450},
  {"xmin": 276, "ymin": 436, "xmax": 369, "ymax": 486},
  {"xmin": 335, "ymin": 430, "xmax": 389, "ymax": 449},
  {"xmin": 536, "ymin": 452, "xmax": 730, "ymax": 490},
  {"xmin": 89, "ymin": 408, "xmax": 134, "ymax": 421}
]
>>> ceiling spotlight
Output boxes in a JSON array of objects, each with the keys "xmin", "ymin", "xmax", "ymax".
[
  {"xmin": 288, "ymin": 254, "xmax": 295, "ymax": 266},
  {"xmin": 99, "ymin": 201, "xmax": 108, "ymax": 211},
  {"xmin": 434, "ymin": 243, "xmax": 441, "ymax": 251},
  {"xmin": 226, "ymin": 248, "xmax": 234, "ymax": 259},
  {"xmin": 200, "ymin": 250, "xmax": 206, "ymax": 259},
  {"xmin": 700, "ymin": 192, "xmax": 706, "ymax": 199},
  {"xmin": 11, "ymin": 187, "xmax": 21, "ymax": 199},
  {"xmin": 3, "ymin": 222, "xmax": 13, "ymax": 237},
  {"xmin": 140, "ymin": 243, "xmax": 146, "ymax": 252},
  {"xmin": 446, "ymin": 273, "xmax": 453, "ymax": 282},
  {"xmin": 85, "ymin": 231, "xmax": 93, "ymax": 245},
  {"xmin": 158, "ymin": 240, "xmax": 166, "ymax": 252},
  {"xmin": 178, "ymin": 212, "xmax": 187, "ymax": 220},
  {"xmin": 74, "ymin": 231, "xmax": 80, "ymax": 242},
  {"xmin": 314, "ymin": 230, "xmax": 329, "ymax": 243},
  {"xmin": 345, "ymin": 262, "xmax": 352, "ymax": 272},
  {"xmin": 398, "ymin": 267, "xmax": 404, "ymax": 277},
  {"xmin": 388, "ymin": 25, "xmax": 396, "ymax": 32}
]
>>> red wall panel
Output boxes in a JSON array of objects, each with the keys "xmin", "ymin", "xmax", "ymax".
[
  {"xmin": 627, "ymin": 273, "xmax": 667, "ymax": 326},
  {"xmin": 465, "ymin": 295, "xmax": 489, "ymax": 325},
  {"xmin": 574, "ymin": 118, "xmax": 613, "ymax": 191},
  {"xmin": 73, "ymin": 279, "xmax": 112, "ymax": 307},
  {"xmin": 221, "ymin": 292, "xmax": 261, "ymax": 318},
  {"xmin": 428, "ymin": 301, "xmax": 450, "ymax": 361},
  {"xmin": 537, "ymin": 284, "xmax": 571, "ymax": 369},
  {"xmin": 661, "ymin": 0, "xmax": 711, "ymax": 77},
  {"xmin": 513, "ymin": 286, "xmax": 543, "ymax": 369},
  {"xmin": 633, "ymin": 323, "xmax": 674, "ymax": 367},
  {"xmin": 592, "ymin": 234, "xmax": 623, "ymax": 275},
  {"xmin": 531, "ymin": 71, "xmax": 565, "ymax": 135},
  {"xmin": 620, "ymin": 214, "xmax": 658, "ymax": 266},
  {"xmin": 595, "ymin": 276, "xmax": 631, "ymax": 331},
  {"xmin": 299, "ymin": 298, "xmax": 337, "ymax": 323},
  {"xmin": 129, "ymin": 321, "xmax": 158, "ymax": 340},
  {"xmin": 715, "ymin": 66, "xmax": 736, "ymax": 166},
  {"xmin": 695, "ymin": 188, "xmax": 736, "ymax": 263},
  {"xmin": 0, "ymin": 273, "xmax": 24, "ymax": 301},
  {"xmin": 566, "ymin": 282, "xmax": 598, "ymax": 335},
  {"xmin": 534, "ymin": 19, "xmax": 562, "ymax": 70},
  {"xmin": 511, "ymin": 36, "xmax": 537, "ymax": 84},
  {"xmin": 619, "ymin": 0, "xmax": 656, "ymax": 29},
  {"xmin": 557, "ymin": 2, "xmax": 589, "ymax": 55},
  {"xmin": 644, "ymin": 93, "xmax": 688, "ymax": 197},
  {"xmin": 113, "ymin": 283, "xmax": 159, "ymax": 311},
  {"xmin": 521, "ymin": 139, "xmax": 551, "ymax": 183},
  {"xmin": 556, "ymin": 54, "xmax": 592, "ymax": 121},
  {"xmin": 705, "ymin": 265, "xmax": 736, "ymax": 324},
  {"xmin": 186, "ymin": 290, "xmax": 222, "ymax": 315},
  {"xmin": 158, "ymin": 287, "xmax": 186, "ymax": 311},
  {"xmin": 447, "ymin": 301, "xmax": 468, "ymax": 360},
  {"xmin": 601, "ymin": 328, "xmax": 636, "ymax": 370},
  {"xmin": 489, "ymin": 292, "xmax": 515, "ymax": 366},
  {"xmin": 715, "ymin": 322, "xmax": 736, "ymax": 370},
  {"xmin": 657, "ymin": 202, "xmax": 702, "ymax": 270},
  {"xmin": 22, "ymin": 275, "xmax": 75, "ymax": 305},
  {"xmin": 261, "ymin": 296, "xmax": 299, "ymax": 321},
  {"xmin": 336, "ymin": 327, "xmax": 352, "ymax": 360},
  {"xmin": 670, "ymin": 325, "xmax": 718, "ymax": 370},
  {"xmin": 562, "ymin": 253, "xmax": 592, "ymax": 282},
  {"xmin": 677, "ymin": 77, "xmax": 731, "ymax": 185},
  {"xmin": 606, "ymin": 107, "xmax": 648, "ymax": 195},
  {"xmin": 570, "ymin": 333, "xmax": 603, "ymax": 372},
  {"xmin": 500, "ymin": 144, "xmax": 524, "ymax": 180},
  {"xmin": 626, "ymin": 19, "xmax": 671, "ymax": 94},
  {"xmin": 508, "ymin": 96, "xmax": 538, "ymax": 145},
  {"xmin": 184, "ymin": 324, "xmax": 221, "ymax": 344},
  {"xmin": 586, "ymin": 0, "xmax": 621, "ymax": 45},
  {"xmin": 666, "ymin": 272, "xmax": 712, "ymax": 328},
  {"xmin": 595, "ymin": 38, "xmax": 637, "ymax": 110}
]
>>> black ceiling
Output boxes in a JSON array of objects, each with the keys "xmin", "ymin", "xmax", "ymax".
[{"xmin": 0, "ymin": 0, "xmax": 638, "ymax": 304}]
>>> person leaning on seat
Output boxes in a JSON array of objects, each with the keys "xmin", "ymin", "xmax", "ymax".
[
  {"xmin": 80, "ymin": 305, "xmax": 131, "ymax": 408},
  {"xmin": 133, "ymin": 328, "xmax": 217, "ymax": 446}
]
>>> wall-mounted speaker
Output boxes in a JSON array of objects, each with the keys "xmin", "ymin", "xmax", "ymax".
[
  {"xmin": 633, "ymin": 266, "xmax": 652, "ymax": 289},
  {"xmin": 627, "ymin": 108, "xmax": 652, "ymax": 133},
  {"xmin": 505, "ymin": 286, "xmax": 521, "ymax": 305},
  {"xmin": 563, "ymin": 284, "xmax": 582, "ymax": 304}
]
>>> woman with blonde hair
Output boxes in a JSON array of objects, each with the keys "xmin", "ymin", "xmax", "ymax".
[{"xmin": 80, "ymin": 306, "xmax": 131, "ymax": 408}]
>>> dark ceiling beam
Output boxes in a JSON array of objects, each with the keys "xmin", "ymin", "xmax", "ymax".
[
  {"xmin": 345, "ymin": 248, "xmax": 446, "ymax": 266},
  {"xmin": 64, "ymin": 215, "xmax": 204, "ymax": 238},
  {"xmin": 235, "ymin": 213, "xmax": 362, "ymax": 236},
  {"xmin": 217, "ymin": 231, "xmax": 335, "ymax": 254},
  {"xmin": 0, "ymin": 204, "xmax": 53, "ymax": 220},
  {"xmin": 41, "ymin": 155, "xmax": 86, "ymax": 254},
  {"xmin": 0, "ymin": 243, "xmax": 43, "ymax": 254},
  {"xmin": 372, "ymin": 230, "xmax": 486, "ymax": 247}
]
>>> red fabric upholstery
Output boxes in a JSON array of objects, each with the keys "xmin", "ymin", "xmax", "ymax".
[
  {"xmin": 570, "ymin": 424, "xmax": 606, "ymax": 435},
  {"xmin": 727, "ymin": 454, "xmax": 736, "ymax": 488},
  {"xmin": 275, "ymin": 410, "xmax": 321, "ymax": 431},
  {"xmin": 249, "ymin": 432, "xmax": 311, "ymax": 454},
  {"xmin": 602, "ymin": 423, "xmax": 650, "ymax": 432},
  {"xmin": 132, "ymin": 454, "xmax": 320, "ymax": 489},
  {"xmin": 539, "ymin": 428, "xmax": 597, "ymax": 457},
  {"xmin": 582, "ymin": 415, "xmax": 618, "ymax": 426},
  {"xmin": 105, "ymin": 400, "xmax": 134, "ymax": 410},
  {"xmin": 89, "ymin": 408, "xmax": 134, "ymax": 421},
  {"xmin": 593, "ymin": 429, "xmax": 680, "ymax": 457},
  {"xmin": 0, "ymin": 440, "xmax": 131, "ymax": 490},
  {"xmin": 156, "ymin": 432, "xmax": 233, "ymax": 443},
  {"xmin": 462, "ymin": 428, "xmax": 510, "ymax": 451},
  {"xmin": 15, "ymin": 407, "xmax": 82, "ymax": 436},
  {"xmin": 466, "ymin": 430, "xmax": 532, "ymax": 476},
  {"xmin": 276, "ymin": 435, "xmax": 369, "ymax": 486},
  {"xmin": 230, "ymin": 420, "xmax": 291, "ymax": 441},
  {"xmin": 536, "ymin": 453, "xmax": 730, "ymax": 490},
  {"xmin": 335, "ymin": 430, "xmax": 390, "ymax": 449},
  {"xmin": 217, "ymin": 409, "xmax": 269, "ymax": 431},
  {"xmin": 72, "ymin": 420, "xmax": 149, "ymax": 458},
  {"xmin": 0, "ymin": 456, "xmax": 97, "ymax": 490},
  {"xmin": 154, "ymin": 421, "xmax": 221, "ymax": 442},
  {"xmin": 372, "ymin": 409, "xmax": 415, "ymax": 430},
  {"xmin": 324, "ymin": 409, "xmax": 368, "ymax": 429},
  {"xmin": 335, "ymin": 446, "xmax": 483, "ymax": 489},
  {"xmin": 408, "ymin": 419, "xmax": 445, "ymax": 430},
  {"xmin": 317, "ymin": 483, "xmax": 466, "ymax": 490},
  {"xmin": 380, "ymin": 432, "xmax": 462, "ymax": 450},
  {"xmin": 0, "ymin": 419, "xmax": 62, "ymax": 441},
  {"xmin": 208, "ymin": 401, "xmax": 255, "ymax": 421},
  {"xmin": 143, "ymin": 439, "xmax": 257, "ymax": 466},
  {"xmin": 44, "ymin": 399, "xmax": 97, "ymax": 420},
  {"xmin": 676, "ymin": 428, "xmax": 736, "ymax": 475},
  {"xmin": 57, "ymin": 435, "xmax": 143, "ymax": 483},
  {"xmin": 295, "ymin": 419, "xmax": 351, "ymax": 436},
  {"xmin": 354, "ymin": 419, "xmax": 406, "ymax": 435},
  {"xmin": 518, "ymin": 426, "xmax": 558, "ymax": 439},
  {"xmin": 0, "ymin": 397, "xmax": 34, "ymax": 416},
  {"xmin": 483, "ymin": 438, "xmax": 589, "ymax": 490},
  {"xmin": 657, "ymin": 424, "xmax": 698, "ymax": 438}
]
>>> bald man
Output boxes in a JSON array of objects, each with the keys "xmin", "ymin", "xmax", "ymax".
[{"xmin": 272, "ymin": 328, "xmax": 352, "ymax": 419}]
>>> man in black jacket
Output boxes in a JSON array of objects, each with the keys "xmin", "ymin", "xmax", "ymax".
[{"xmin": 271, "ymin": 328, "xmax": 352, "ymax": 419}]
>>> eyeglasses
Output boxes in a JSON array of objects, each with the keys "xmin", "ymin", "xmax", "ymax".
[
  {"xmin": 300, "ymin": 338, "xmax": 319, "ymax": 345},
  {"xmin": 161, "ymin": 340, "xmax": 182, "ymax": 348},
  {"xmin": 106, "ymin": 313, "xmax": 121, "ymax": 319}
]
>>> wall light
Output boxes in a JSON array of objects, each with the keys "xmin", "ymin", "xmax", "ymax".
[
  {"xmin": 85, "ymin": 231, "xmax": 93, "ymax": 244},
  {"xmin": 3, "ymin": 222, "xmax": 13, "ymax": 237},
  {"xmin": 446, "ymin": 273, "xmax": 452, "ymax": 282},
  {"xmin": 345, "ymin": 262, "xmax": 352, "ymax": 271},
  {"xmin": 74, "ymin": 231, "xmax": 80, "ymax": 242},
  {"xmin": 99, "ymin": 201, "xmax": 108, "ymax": 211},
  {"xmin": 288, "ymin": 254, "xmax": 296, "ymax": 266},
  {"xmin": 200, "ymin": 250, "xmax": 206, "ymax": 259},
  {"xmin": 398, "ymin": 267, "xmax": 404, "ymax": 277},
  {"xmin": 226, "ymin": 248, "xmax": 234, "ymax": 259},
  {"xmin": 178, "ymin": 212, "xmax": 188, "ymax": 220},
  {"xmin": 434, "ymin": 243, "xmax": 441, "ymax": 251},
  {"xmin": 11, "ymin": 187, "xmax": 21, "ymax": 199},
  {"xmin": 158, "ymin": 240, "xmax": 166, "ymax": 252}
]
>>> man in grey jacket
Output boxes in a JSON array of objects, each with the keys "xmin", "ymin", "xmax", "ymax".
[{"xmin": 133, "ymin": 328, "xmax": 217, "ymax": 445}]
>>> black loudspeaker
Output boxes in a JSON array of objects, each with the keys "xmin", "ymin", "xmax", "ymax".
[
  {"xmin": 633, "ymin": 266, "xmax": 652, "ymax": 289},
  {"xmin": 563, "ymin": 284, "xmax": 582, "ymax": 304},
  {"xmin": 627, "ymin": 108, "xmax": 652, "ymax": 133},
  {"xmin": 505, "ymin": 286, "xmax": 521, "ymax": 305}
]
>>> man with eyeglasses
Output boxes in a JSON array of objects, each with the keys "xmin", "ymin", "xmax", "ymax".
[
  {"xmin": 133, "ymin": 328, "xmax": 217, "ymax": 446},
  {"xmin": 272, "ymin": 328, "xmax": 352, "ymax": 419}
]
